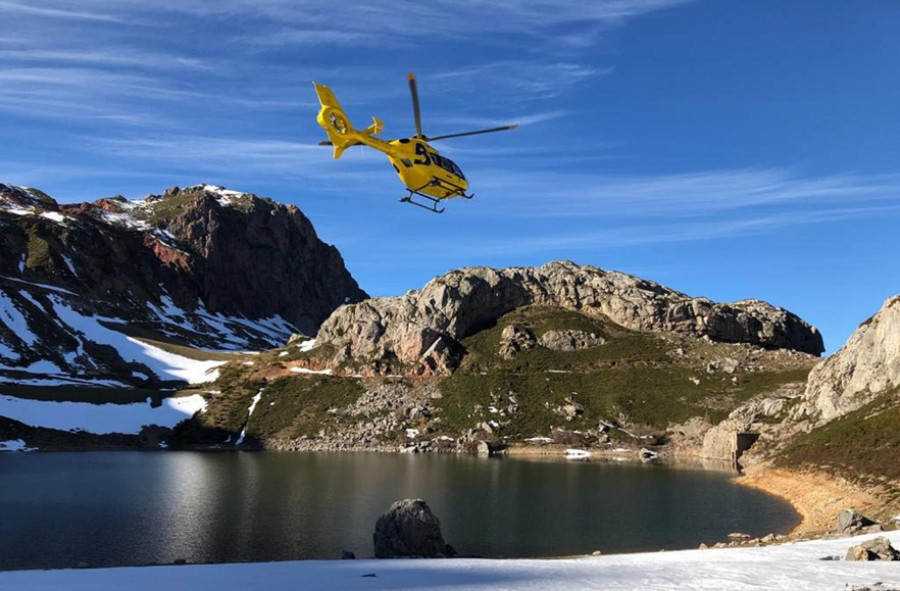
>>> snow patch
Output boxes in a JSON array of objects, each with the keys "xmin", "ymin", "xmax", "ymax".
[
  {"xmin": 0, "ymin": 439, "xmax": 32, "ymax": 452},
  {"xmin": 297, "ymin": 339, "xmax": 317, "ymax": 352},
  {"xmin": 126, "ymin": 338, "xmax": 225, "ymax": 383},
  {"xmin": 3, "ymin": 207, "xmax": 33, "ymax": 216},
  {"xmin": 60, "ymin": 254, "xmax": 77, "ymax": 276},
  {"xmin": 289, "ymin": 367, "xmax": 332, "ymax": 376},
  {"xmin": 235, "ymin": 389, "xmax": 264, "ymax": 446},
  {"xmin": 0, "ymin": 275, "xmax": 77, "ymax": 295},
  {"xmin": 198, "ymin": 184, "xmax": 248, "ymax": 208},
  {"xmin": 0, "ymin": 394, "xmax": 207, "ymax": 434},
  {"xmin": 0, "ymin": 291, "xmax": 38, "ymax": 346},
  {"xmin": 40, "ymin": 211, "xmax": 68, "ymax": 224}
]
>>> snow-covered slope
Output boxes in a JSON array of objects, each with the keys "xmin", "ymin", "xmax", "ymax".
[
  {"xmin": 0, "ymin": 288, "xmax": 238, "ymax": 387},
  {"xmin": 0, "ymin": 531, "xmax": 896, "ymax": 591}
]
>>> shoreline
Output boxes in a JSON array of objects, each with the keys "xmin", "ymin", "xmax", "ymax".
[{"xmin": 735, "ymin": 463, "xmax": 893, "ymax": 536}]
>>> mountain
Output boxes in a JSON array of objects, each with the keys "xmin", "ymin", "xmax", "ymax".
[
  {"xmin": 315, "ymin": 261, "xmax": 823, "ymax": 376},
  {"xmin": 0, "ymin": 189, "xmax": 828, "ymax": 463},
  {"xmin": 184, "ymin": 262, "xmax": 821, "ymax": 453},
  {"xmin": 0, "ymin": 183, "xmax": 366, "ymax": 388}
]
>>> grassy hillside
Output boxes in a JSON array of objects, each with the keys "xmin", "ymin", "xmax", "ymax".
[
  {"xmin": 776, "ymin": 390, "xmax": 900, "ymax": 484},
  {"xmin": 433, "ymin": 306, "xmax": 812, "ymax": 441},
  {"xmin": 139, "ymin": 305, "xmax": 817, "ymax": 450}
]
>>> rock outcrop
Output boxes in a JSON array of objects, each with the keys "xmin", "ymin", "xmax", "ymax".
[
  {"xmin": 373, "ymin": 499, "xmax": 451, "ymax": 558},
  {"xmin": 0, "ymin": 183, "xmax": 366, "ymax": 385},
  {"xmin": 316, "ymin": 261, "xmax": 823, "ymax": 375},
  {"xmin": 845, "ymin": 536, "xmax": 900, "ymax": 561},
  {"xmin": 699, "ymin": 384, "xmax": 804, "ymax": 462},
  {"xmin": 539, "ymin": 329, "xmax": 606, "ymax": 351},
  {"xmin": 837, "ymin": 509, "xmax": 877, "ymax": 535},
  {"xmin": 794, "ymin": 295, "xmax": 900, "ymax": 425}
]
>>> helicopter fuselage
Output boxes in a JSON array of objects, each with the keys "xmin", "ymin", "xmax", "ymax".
[
  {"xmin": 386, "ymin": 138, "xmax": 468, "ymax": 200},
  {"xmin": 333, "ymin": 130, "xmax": 469, "ymax": 200}
]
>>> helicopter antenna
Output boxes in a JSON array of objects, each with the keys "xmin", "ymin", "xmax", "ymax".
[{"xmin": 408, "ymin": 72, "xmax": 424, "ymax": 139}]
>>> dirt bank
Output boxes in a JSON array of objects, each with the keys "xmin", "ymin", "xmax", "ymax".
[{"xmin": 736, "ymin": 464, "xmax": 893, "ymax": 536}]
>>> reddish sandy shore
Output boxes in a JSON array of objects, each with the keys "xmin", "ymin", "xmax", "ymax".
[{"xmin": 736, "ymin": 464, "xmax": 893, "ymax": 536}]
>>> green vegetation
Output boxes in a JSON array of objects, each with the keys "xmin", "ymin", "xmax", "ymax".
[
  {"xmin": 436, "ymin": 365, "xmax": 809, "ymax": 439},
  {"xmin": 263, "ymin": 342, "xmax": 336, "ymax": 364},
  {"xmin": 25, "ymin": 230, "xmax": 54, "ymax": 272},
  {"xmin": 196, "ymin": 362, "xmax": 364, "ymax": 442},
  {"xmin": 140, "ymin": 193, "xmax": 198, "ymax": 224},
  {"xmin": 433, "ymin": 306, "xmax": 811, "ymax": 439},
  {"xmin": 459, "ymin": 306, "xmax": 669, "ymax": 372},
  {"xmin": 245, "ymin": 375, "xmax": 364, "ymax": 439},
  {"xmin": 197, "ymin": 364, "xmax": 265, "ymax": 434},
  {"xmin": 184, "ymin": 305, "xmax": 813, "ymax": 448},
  {"xmin": 776, "ymin": 391, "xmax": 900, "ymax": 482}
]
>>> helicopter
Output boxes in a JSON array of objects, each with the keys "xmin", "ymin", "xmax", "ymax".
[{"xmin": 313, "ymin": 73, "xmax": 517, "ymax": 213}]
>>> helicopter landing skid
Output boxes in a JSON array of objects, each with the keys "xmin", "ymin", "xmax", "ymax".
[
  {"xmin": 399, "ymin": 193, "xmax": 445, "ymax": 214},
  {"xmin": 399, "ymin": 180, "xmax": 473, "ymax": 214}
]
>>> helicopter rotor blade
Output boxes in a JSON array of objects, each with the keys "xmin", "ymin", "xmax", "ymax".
[
  {"xmin": 426, "ymin": 125, "xmax": 518, "ymax": 142},
  {"xmin": 318, "ymin": 140, "xmax": 366, "ymax": 147},
  {"xmin": 408, "ymin": 72, "xmax": 424, "ymax": 139}
]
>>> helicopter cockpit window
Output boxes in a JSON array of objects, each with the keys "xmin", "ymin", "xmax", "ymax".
[{"xmin": 442, "ymin": 157, "xmax": 465, "ymax": 179}]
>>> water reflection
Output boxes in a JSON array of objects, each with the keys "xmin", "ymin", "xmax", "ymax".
[{"xmin": 0, "ymin": 452, "xmax": 799, "ymax": 570}]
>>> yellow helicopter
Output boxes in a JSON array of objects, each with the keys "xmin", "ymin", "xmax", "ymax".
[{"xmin": 314, "ymin": 73, "xmax": 517, "ymax": 213}]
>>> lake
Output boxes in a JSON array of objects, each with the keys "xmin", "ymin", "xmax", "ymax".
[{"xmin": 0, "ymin": 451, "xmax": 798, "ymax": 570}]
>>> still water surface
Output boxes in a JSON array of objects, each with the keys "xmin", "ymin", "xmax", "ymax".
[{"xmin": 0, "ymin": 452, "xmax": 798, "ymax": 570}]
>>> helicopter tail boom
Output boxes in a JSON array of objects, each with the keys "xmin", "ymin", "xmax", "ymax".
[{"xmin": 313, "ymin": 82, "xmax": 384, "ymax": 159}]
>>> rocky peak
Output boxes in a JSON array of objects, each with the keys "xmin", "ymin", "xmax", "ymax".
[
  {"xmin": 316, "ymin": 261, "xmax": 823, "ymax": 375},
  {"xmin": 0, "ymin": 184, "xmax": 58, "ymax": 210},
  {"xmin": 794, "ymin": 295, "xmax": 900, "ymax": 424},
  {"xmin": 6, "ymin": 183, "xmax": 368, "ymax": 334},
  {"xmin": 1, "ymin": 183, "xmax": 367, "ymax": 385}
]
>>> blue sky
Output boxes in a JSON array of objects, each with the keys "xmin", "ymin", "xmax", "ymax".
[{"xmin": 2, "ymin": 0, "xmax": 898, "ymax": 353}]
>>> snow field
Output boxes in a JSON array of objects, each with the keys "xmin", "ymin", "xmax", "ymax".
[{"xmin": 0, "ymin": 531, "xmax": 897, "ymax": 591}]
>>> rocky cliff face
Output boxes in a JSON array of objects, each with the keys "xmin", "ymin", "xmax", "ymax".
[
  {"xmin": 701, "ymin": 295, "xmax": 900, "ymax": 467},
  {"xmin": 794, "ymin": 295, "xmax": 900, "ymax": 425},
  {"xmin": 0, "ymin": 183, "xmax": 366, "ymax": 386},
  {"xmin": 316, "ymin": 261, "xmax": 823, "ymax": 375}
]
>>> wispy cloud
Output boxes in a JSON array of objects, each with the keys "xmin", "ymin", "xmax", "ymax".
[
  {"xmin": 0, "ymin": 49, "xmax": 209, "ymax": 70},
  {"xmin": 429, "ymin": 63, "xmax": 608, "ymax": 101},
  {"xmin": 471, "ymin": 168, "xmax": 900, "ymax": 218},
  {"xmin": 460, "ymin": 202, "xmax": 900, "ymax": 257},
  {"xmin": 88, "ymin": 135, "xmax": 383, "ymax": 181},
  {"xmin": 0, "ymin": 0, "xmax": 123, "ymax": 22}
]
